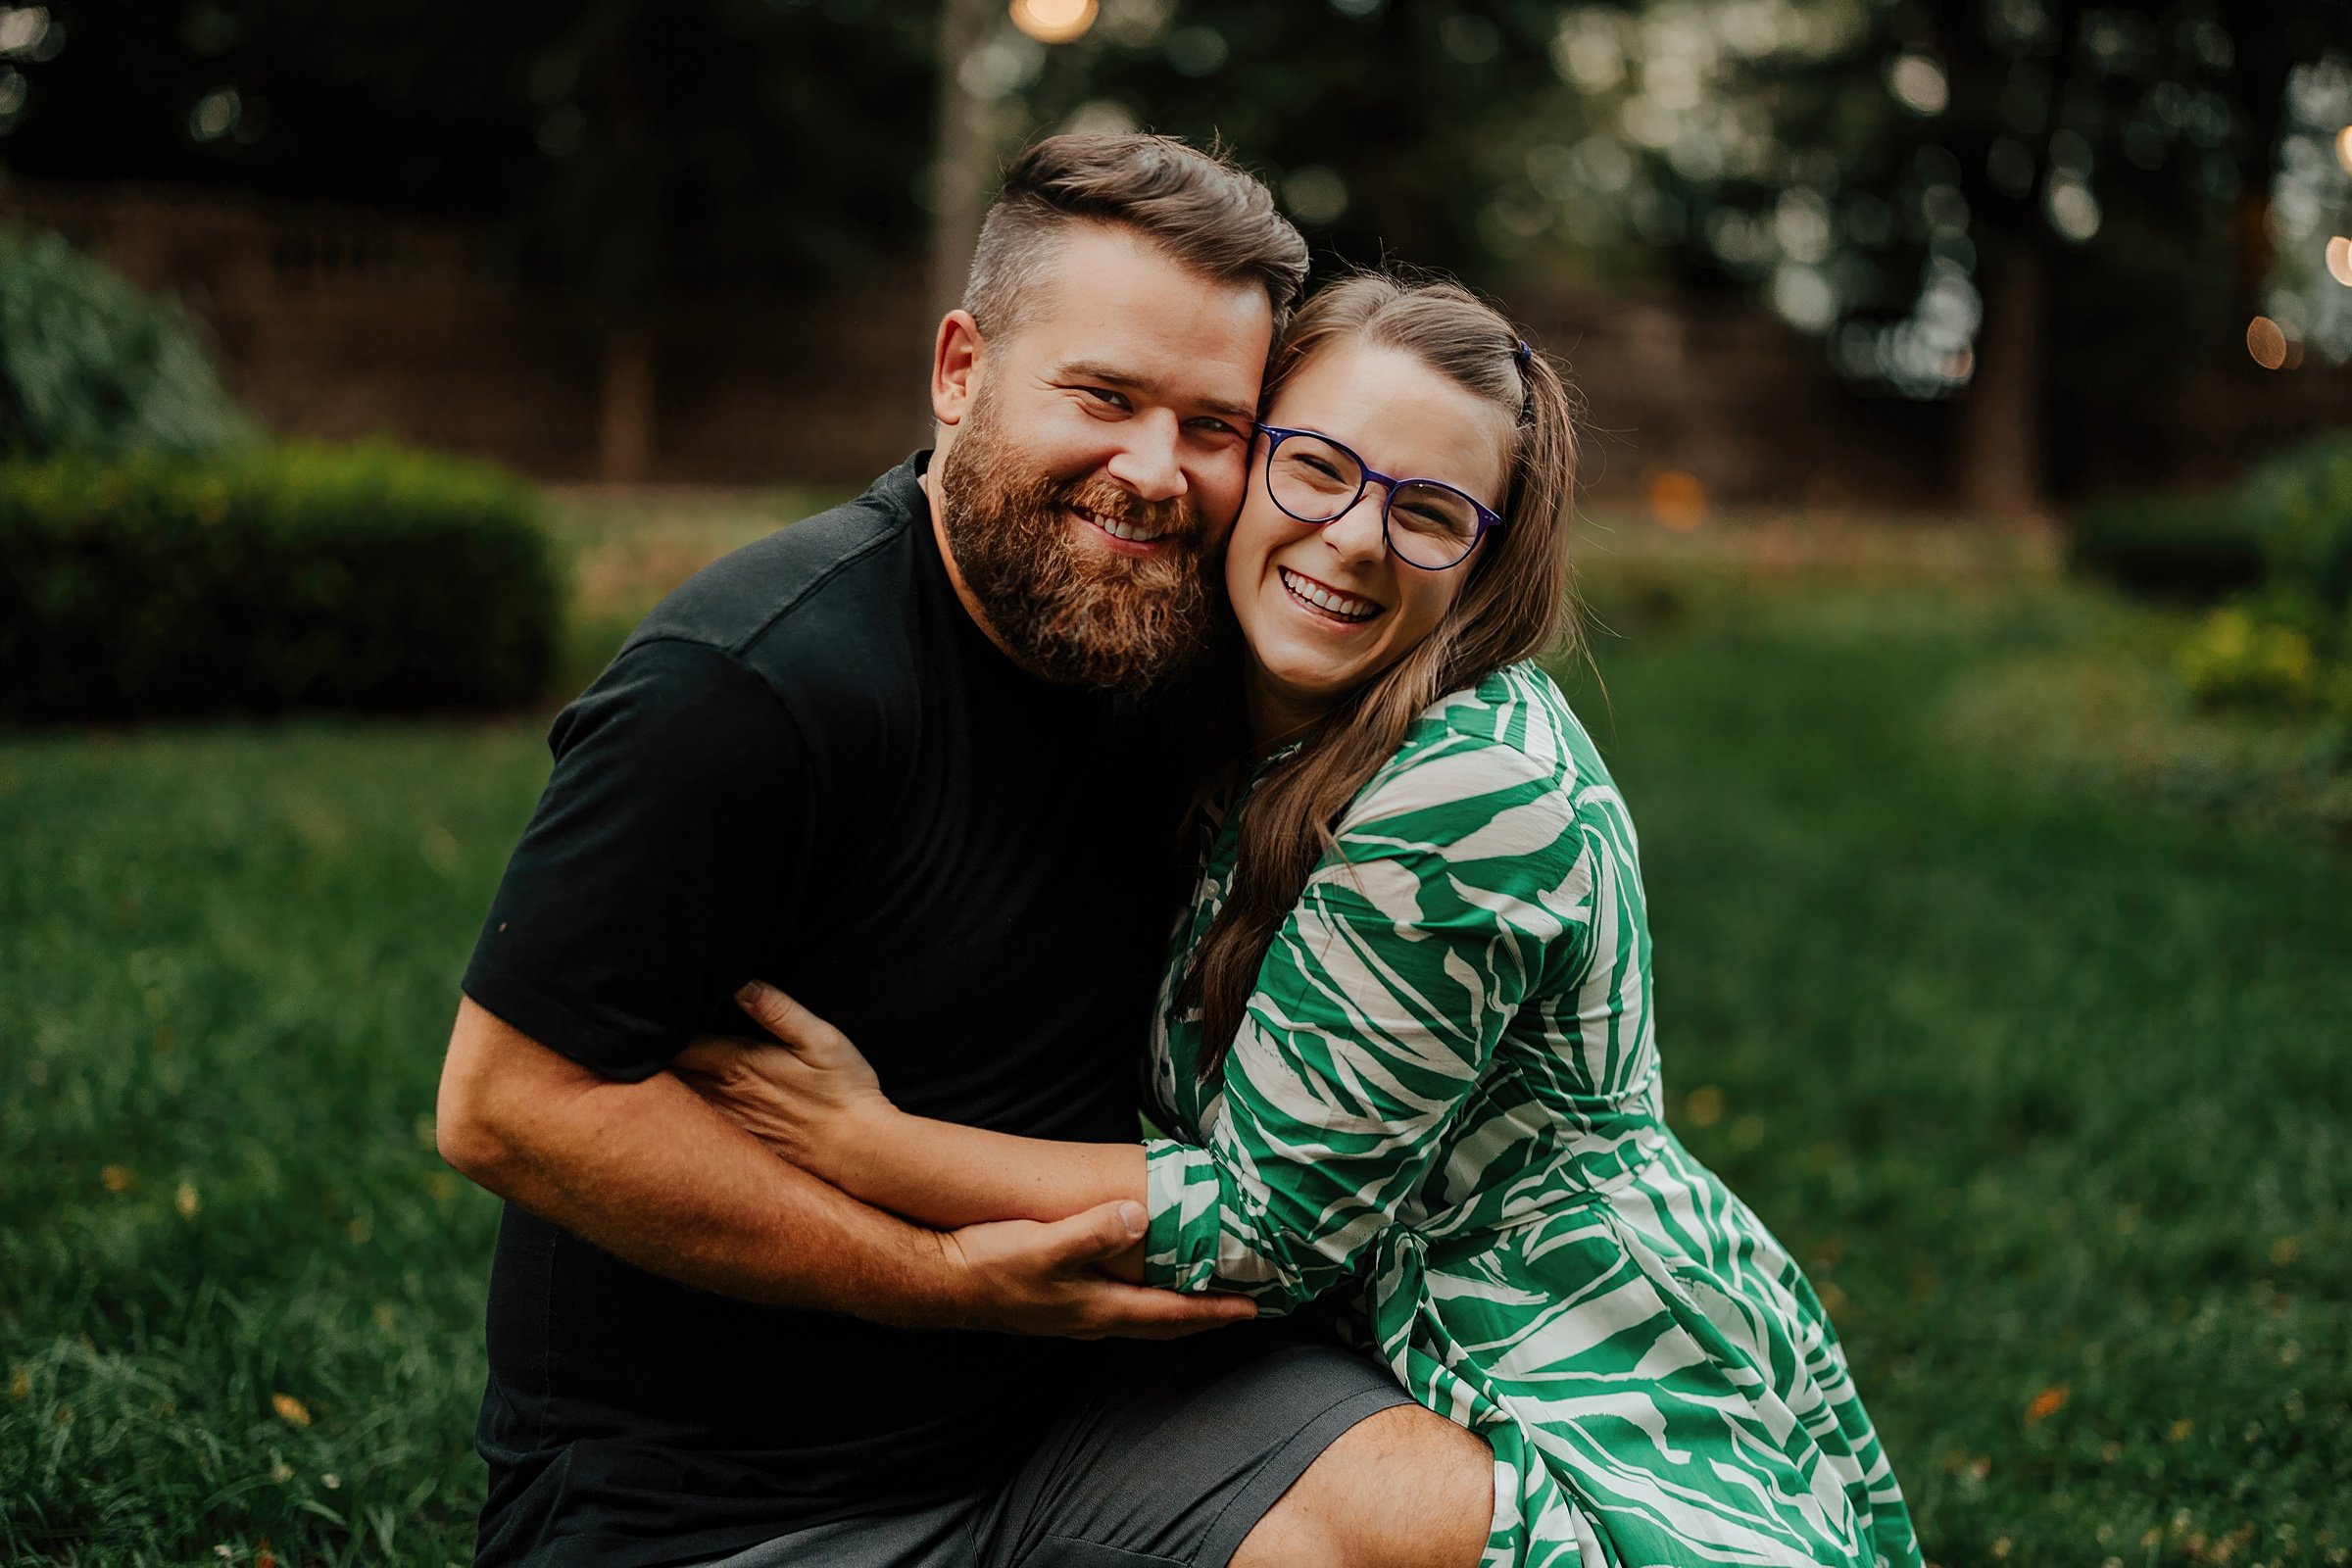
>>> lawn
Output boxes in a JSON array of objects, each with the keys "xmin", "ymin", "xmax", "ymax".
[{"xmin": 3, "ymin": 517, "xmax": 2346, "ymax": 1566}]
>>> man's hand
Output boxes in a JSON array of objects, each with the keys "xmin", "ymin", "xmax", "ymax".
[{"xmin": 939, "ymin": 1200, "xmax": 1257, "ymax": 1341}]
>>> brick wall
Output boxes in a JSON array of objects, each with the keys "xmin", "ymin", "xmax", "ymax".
[{"xmin": 9, "ymin": 180, "xmax": 2342, "ymax": 505}]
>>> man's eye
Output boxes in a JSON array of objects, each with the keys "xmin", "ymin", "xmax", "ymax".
[
  {"xmin": 1081, "ymin": 387, "xmax": 1130, "ymax": 410},
  {"xmin": 1190, "ymin": 419, "xmax": 1244, "ymax": 441}
]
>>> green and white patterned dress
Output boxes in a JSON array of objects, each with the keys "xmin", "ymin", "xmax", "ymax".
[{"xmin": 1142, "ymin": 662, "xmax": 1922, "ymax": 1568}]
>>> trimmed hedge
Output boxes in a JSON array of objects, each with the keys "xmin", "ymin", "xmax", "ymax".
[
  {"xmin": 2065, "ymin": 492, "xmax": 2266, "ymax": 601},
  {"xmin": 0, "ymin": 443, "xmax": 561, "ymax": 721}
]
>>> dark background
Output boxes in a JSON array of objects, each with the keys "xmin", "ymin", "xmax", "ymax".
[{"xmin": 8, "ymin": 0, "xmax": 2351, "ymax": 508}]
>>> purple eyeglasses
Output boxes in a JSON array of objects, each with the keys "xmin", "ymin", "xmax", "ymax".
[{"xmin": 1254, "ymin": 423, "xmax": 1503, "ymax": 571}]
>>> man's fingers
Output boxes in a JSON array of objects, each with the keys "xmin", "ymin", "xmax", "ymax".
[
  {"xmin": 1083, "ymin": 1283, "xmax": 1257, "ymax": 1340},
  {"xmin": 1045, "ymin": 1200, "xmax": 1151, "ymax": 1270}
]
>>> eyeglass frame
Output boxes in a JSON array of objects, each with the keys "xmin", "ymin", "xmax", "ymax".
[{"xmin": 1252, "ymin": 422, "xmax": 1506, "ymax": 572}]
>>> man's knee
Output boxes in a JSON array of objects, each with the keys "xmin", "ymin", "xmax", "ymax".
[{"xmin": 1233, "ymin": 1403, "xmax": 1492, "ymax": 1568}]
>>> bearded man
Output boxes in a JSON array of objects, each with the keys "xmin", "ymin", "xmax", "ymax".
[{"xmin": 434, "ymin": 134, "xmax": 1493, "ymax": 1568}]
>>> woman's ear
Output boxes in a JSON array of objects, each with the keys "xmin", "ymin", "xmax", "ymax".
[{"xmin": 931, "ymin": 311, "xmax": 983, "ymax": 427}]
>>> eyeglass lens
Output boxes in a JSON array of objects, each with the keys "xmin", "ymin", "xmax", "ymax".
[{"xmin": 1265, "ymin": 432, "xmax": 1484, "ymax": 569}]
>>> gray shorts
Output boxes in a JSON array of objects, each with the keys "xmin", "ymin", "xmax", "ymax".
[{"xmin": 701, "ymin": 1324, "xmax": 1410, "ymax": 1568}]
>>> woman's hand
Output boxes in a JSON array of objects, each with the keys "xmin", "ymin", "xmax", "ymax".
[{"xmin": 675, "ymin": 981, "xmax": 894, "ymax": 1188}]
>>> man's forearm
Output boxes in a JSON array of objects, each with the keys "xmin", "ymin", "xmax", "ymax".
[{"xmin": 442, "ymin": 999, "xmax": 961, "ymax": 1324}]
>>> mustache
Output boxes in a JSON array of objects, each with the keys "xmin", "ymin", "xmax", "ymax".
[{"xmin": 1057, "ymin": 478, "xmax": 1208, "ymax": 546}]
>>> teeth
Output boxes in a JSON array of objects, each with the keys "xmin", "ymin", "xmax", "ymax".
[
  {"xmin": 1279, "ymin": 567, "xmax": 1380, "ymax": 621},
  {"xmin": 1080, "ymin": 507, "xmax": 1169, "ymax": 543}
]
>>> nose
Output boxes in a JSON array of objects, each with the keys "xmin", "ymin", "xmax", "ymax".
[
  {"xmin": 1321, "ymin": 485, "xmax": 1389, "ymax": 565},
  {"xmin": 1102, "ymin": 412, "xmax": 1188, "ymax": 504}
]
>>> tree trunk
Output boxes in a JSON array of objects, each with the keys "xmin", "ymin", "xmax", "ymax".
[
  {"xmin": 598, "ymin": 322, "xmax": 654, "ymax": 485},
  {"xmin": 1955, "ymin": 242, "xmax": 2048, "ymax": 522},
  {"xmin": 929, "ymin": 0, "xmax": 1000, "ymax": 324}
]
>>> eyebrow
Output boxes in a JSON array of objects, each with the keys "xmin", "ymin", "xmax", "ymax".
[{"xmin": 1053, "ymin": 361, "xmax": 1259, "ymax": 426}]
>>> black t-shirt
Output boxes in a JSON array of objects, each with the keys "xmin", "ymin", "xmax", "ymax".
[{"xmin": 460, "ymin": 455, "xmax": 1188, "ymax": 1567}]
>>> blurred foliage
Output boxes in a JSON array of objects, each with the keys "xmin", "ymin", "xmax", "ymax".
[
  {"xmin": 2175, "ymin": 601, "xmax": 2329, "ymax": 712},
  {"xmin": 2071, "ymin": 430, "xmax": 2352, "ymax": 607},
  {"xmin": 0, "ymin": 442, "xmax": 559, "ymax": 721},
  {"xmin": 1577, "ymin": 0, "xmax": 2349, "ymax": 397},
  {"xmin": 2067, "ymin": 431, "xmax": 2352, "ymax": 725},
  {"xmin": 2245, "ymin": 429, "xmax": 2352, "ymax": 612},
  {"xmin": 1017, "ymin": 2, "xmax": 1605, "ymax": 284},
  {"xmin": 6, "ymin": 0, "xmax": 2350, "ymax": 502},
  {"xmin": 0, "ymin": 0, "xmax": 938, "ymax": 299},
  {"xmin": 0, "ymin": 225, "xmax": 256, "ymax": 459},
  {"xmin": 1007, "ymin": 0, "xmax": 2352, "ymax": 506},
  {"xmin": 2065, "ymin": 491, "xmax": 2264, "ymax": 601},
  {"xmin": 2188, "ymin": 435, "xmax": 2352, "ymax": 717},
  {"xmin": 1946, "ymin": 594, "xmax": 2352, "ymax": 838}
]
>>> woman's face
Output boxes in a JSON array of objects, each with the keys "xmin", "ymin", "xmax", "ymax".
[{"xmin": 1226, "ymin": 338, "xmax": 1514, "ymax": 737}]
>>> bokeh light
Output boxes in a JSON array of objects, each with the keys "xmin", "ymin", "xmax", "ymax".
[
  {"xmin": 0, "ymin": 6, "xmax": 47, "ymax": 54},
  {"xmin": 1648, "ymin": 469, "xmax": 1708, "ymax": 531},
  {"xmin": 1886, "ymin": 54, "xmax": 1949, "ymax": 117},
  {"xmin": 2336, "ymin": 124, "xmax": 2352, "ymax": 176},
  {"xmin": 1283, "ymin": 166, "xmax": 1348, "ymax": 226},
  {"xmin": 1007, "ymin": 0, "xmax": 1098, "ymax": 46},
  {"xmin": 2327, "ymin": 236, "xmax": 2352, "ymax": 288},
  {"xmin": 2245, "ymin": 315, "xmax": 2289, "ymax": 370}
]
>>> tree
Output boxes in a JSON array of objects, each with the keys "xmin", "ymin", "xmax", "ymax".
[
  {"xmin": 2, "ymin": 0, "xmax": 941, "ymax": 477},
  {"xmin": 944, "ymin": 0, "xmax": 1615, "ymax": 286},
  {"xmin": 1560, "ymin": 0, "xmax": 2352, "ymax": 513}
]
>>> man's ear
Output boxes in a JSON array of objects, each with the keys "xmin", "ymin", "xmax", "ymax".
[{"xmin": 931, "ymin": 310, "xmax": 983, "ymax": 427}]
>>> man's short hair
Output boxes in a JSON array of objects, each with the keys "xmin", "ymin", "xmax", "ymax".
[{"xmin": 963, "ymin": 133, "xmax": 1309, "ymax": 344}]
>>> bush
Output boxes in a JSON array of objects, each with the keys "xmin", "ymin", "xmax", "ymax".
[
  {"xmin": 2065, "ymin": 492, "xmax": 2266, "ymax": 601},
  {"xmin": 0, "ymin": 226, "xmax": 257, "ymax": 459},
  {"xmin": 2243, "ymin": 431, "xmax": 2352, "ymax": 612},
  {"xmin": 2176, "ymin": 605, "xmax": 2323, "ymax": 710},
  {"xmin": 0, "ymin": 443, "xmax": 561, "ymax": 721}
]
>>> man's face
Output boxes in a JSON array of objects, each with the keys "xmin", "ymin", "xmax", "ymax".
[{"xmin": 934, "ymin": 223, "xmax": 1273, "ymax": 692}]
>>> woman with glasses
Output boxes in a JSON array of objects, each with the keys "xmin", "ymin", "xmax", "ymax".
[{"xmin": 687, "ymin": 272, "xmax": 1922, "ymax": 1568}]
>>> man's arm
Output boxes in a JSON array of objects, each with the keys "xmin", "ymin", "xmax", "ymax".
[
  {"xmin": 437, "ymin": 997, "xmax": 1250, "ymax": 1337},
  {"xmin": 671, "ymin": 984, "xmax": 1146, "ymax": 1235}
]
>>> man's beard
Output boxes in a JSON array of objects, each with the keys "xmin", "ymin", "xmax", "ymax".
[{"xmin": 935, "ymin": 391, "xmax": 1218, "ymax": 695}]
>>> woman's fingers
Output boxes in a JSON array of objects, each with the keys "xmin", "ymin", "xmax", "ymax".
[
  {"xmin": 673, "ymin": 1037, "xmax": 740, "ymax": 1078},
  {"xmin": 734, "ymin": 980, "xmax": 844, "ymax": 1050}
]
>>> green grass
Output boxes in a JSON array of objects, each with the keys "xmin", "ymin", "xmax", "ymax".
[
  {"xmin": 1567, "ymin": 586, "xmax": 2350, "ymax": 1566},
  {"xmin": 4, "ymin": 555, "xmax": 2347, "ymax": 1564},
  {"xmin": 1938, "ymin": 596, "xmax": 2352, "ymax": 843}
]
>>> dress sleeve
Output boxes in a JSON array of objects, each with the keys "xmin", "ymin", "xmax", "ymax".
[{"xmin": 1143, "ymin": 737, "xmax": 1584, "ymax": 1309}]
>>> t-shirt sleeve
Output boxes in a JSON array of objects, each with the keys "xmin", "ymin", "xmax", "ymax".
[{"xmin": 462, "ymin": 636, "xmax": 815, "ymax": 1081}]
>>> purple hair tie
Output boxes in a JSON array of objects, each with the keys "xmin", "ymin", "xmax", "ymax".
[{"xmin": 1514, "ymin": 338, "xmax": 1534, "ymax": 369}]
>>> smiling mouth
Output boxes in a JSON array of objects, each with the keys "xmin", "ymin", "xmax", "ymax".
[
  {"xmin": 1073, "ymin": 505, "xmax": 1174, "ymax": 545},
  {"xmin": 1278, "ymin": 566, "xmax": 1382, "ymax": 623}
]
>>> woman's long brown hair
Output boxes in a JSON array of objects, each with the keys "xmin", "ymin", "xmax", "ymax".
[{"xmin": 1179, "ymin": 270, "xmax": 1583, "ymax": 1074}]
